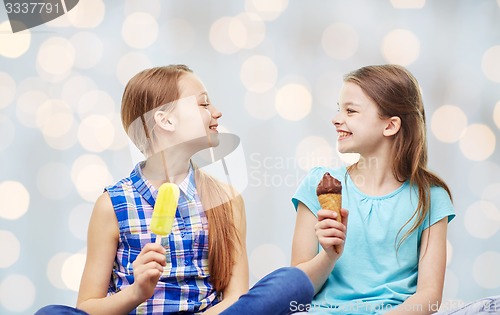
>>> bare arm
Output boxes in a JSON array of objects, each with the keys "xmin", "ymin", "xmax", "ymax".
[
  {"xmin": 203, "ymin": 195, "xmax": 249, "ymax": 314},
  {"xmin": 76, "ymin": 193, "xmax": 167, "ymax": 315},
  {"xmin": 291, "ymin": 203, "xmax": 348, "ymax": 294},
  {"xmin": 385, "ymin": 218, "xmax": 448, "ymax": 315}
]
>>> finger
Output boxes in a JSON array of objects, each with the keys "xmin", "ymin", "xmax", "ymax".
[
  {"xmin": 317, "ymin": 227, "xmax": 346, "ymax": 240},
  {"xmin": 142, "ymin": 243, "xmax": 167, "ymax": 255},
  {"xmin": 135, "ymin": 260, "xmax": 165, "ymax": 276},
  {"xmin": 317, "ymin": 218, "xmax": 346, "ymax": 232},
  {"xmin": 317, "ymin": 209, "xmax": 337, "ymax": 221}
]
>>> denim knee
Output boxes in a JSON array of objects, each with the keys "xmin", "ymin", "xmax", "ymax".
[{"xmin": 34, "ymin": 305, "xmax": 89, "ymax": 315}]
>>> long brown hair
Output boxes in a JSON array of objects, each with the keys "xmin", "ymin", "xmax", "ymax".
[
  {"xmin": 344, "ymin": 64, "xmax": 452, "ymax": 250},
  {"xmin": 121, "ymin": 65, "xmax": 241, "ymax": 293}
]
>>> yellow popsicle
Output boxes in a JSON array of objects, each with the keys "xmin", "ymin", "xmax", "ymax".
[{"xmin": 151, "ymin": 183, "xmax": 180, "ymax": 239}]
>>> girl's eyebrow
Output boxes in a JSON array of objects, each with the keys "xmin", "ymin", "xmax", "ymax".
[{"xmin": 338, "ymin": 101, "xmax": 361, "ymax": 107}]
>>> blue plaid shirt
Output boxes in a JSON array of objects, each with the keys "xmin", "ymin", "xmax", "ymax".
[{"xmin": 105, "ymin": 162, "xmax": 218, "ymax": 314}]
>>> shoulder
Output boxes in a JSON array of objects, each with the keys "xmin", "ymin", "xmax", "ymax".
[
  {"xmin": 427, "ymin": 185, "xmax": 455, "ymax": 225},
  {"xmin": 89, "ymin": 192, "xmax": 119, "ymax": 237}
]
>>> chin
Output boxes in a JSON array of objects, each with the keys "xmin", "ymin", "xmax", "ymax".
[{"xmin": 208, "ymin": 133, "xmax": 220, "ymax": 147}]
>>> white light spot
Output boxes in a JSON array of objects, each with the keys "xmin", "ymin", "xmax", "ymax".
[
  {"xmin": 61, "ymin": 75, "xmax": 98, "ymax": 108},
  {"xmin": 249, "ymin": 244, "xmax": 287, "ymax": 280},
  {"xmin": 0, "ymin": 274, "xmax": 35, "ymax": 312},
  {"xmin": 77, "ymin": 90, "xmax": 115, "ymax": 119},
  {"xmin": 464, "ymin": 201, "xmax": 500, "ymax": 239},
  {"xmin": 67, "ymin": 0, "xmax": 105, "ymax": 28},
  {"xmin": 37, "ymin": 37, "xmax": 75, "ymax": 78},
  {"xmin": 322, "ymin": 23, "xmax": 359, "ymax": 60},
  {"xmin": 108, "ymin": 113, "xmax": 130, "ymax": 151},
  {"xmin": 47, "ymin": 252, "xmax": 72, "ymax": 289},
  {"xmin": 116, "ymin": 52, "xmax": 152, "ymax": 86},
  {"xmin": 0, "ymin": 230, "xmax": 20, "ymax": 268},
  {"xmin": 0, "ymin": 72, "xmax": 16, "ymax": 109},
  {"xmin": 124, "ymin": 0, "xmax": 161, "ymax": 19},
  {"xmin": 481, "ymin": 45, "xmax": 500, "ymax": 83},
  {"xmin": 234, "ymin": 12, "xmax": 266, "ymax": 49},
  {"xmin": 430, "ymin": 105, "xmax": 468, "ymax": 143},
  {"xmin": 36, "ymin": 99, "xmax": 73, "ymax": 138},
  {"xmin": 0, "ymin": 21, "xmax": 31, "ymax": 58},
  {"xmin": 240, "ymin": 55, "xmax": 278, "ymax": 93},
  {"xmin": 62, "ymin": 253, "xmax": 87, "ymax": 291},
  {"xmin": 78, "ymin": 115, "xmax": 115, "ymax": 152},
  {"xmin": 37, "ymin": 163, "xmax": 72, "ymax": 200},
  {"xmin": 70, "ymin": 32, "xmax": 103, "ymax": 69},
  {"xmin": 390, "ymin": 0, "xmax": 426, "ymax": 9},
  {"xmin": 459, "ymin": 124, "xmax": 496, "ymax": 161},
  {"xmin": 382, "ymin": 29, "xmax": 420, "ymax": 66},
  {"xmin": 41, "ymin": 107, "xmax": 74, "ymax": 139},
  {"xmin": 473, "ymin": 251, "xmax": 500, "ymax": 289},
  {"xmin": 245, "ymin": 0, "xmax": 289, "ymax": 21},
  {"xmin": 0, "ymin": 181, "xmax": 29, "ymax": 220},
  {"xmin": 275, "ymin": 83, "xmax": 312, "ymax": 121},
  {"xmin": 494, "ymin": 101, "xmax": 500, "ymax": 129},
  {"xmin": 337, "ymin": 147, "xmax": 360, "ymax": 166},
  {"xmin": 296, "ymin": 136, "xmax": 337, "ymax": 171},
  {"xmin": 71, "ymin": 155, "xmax": 113, "ymax": 202},
  {"xmin": 122, "ymin": 12, "xmax": 158, "ymax": 49},
  {"xmin": 244, "ymin": 90, "xmax": 277, "ymax": 120},
  {"xmin": 209, "ymin": 17, "xmax": 243, "ymax": 54}
]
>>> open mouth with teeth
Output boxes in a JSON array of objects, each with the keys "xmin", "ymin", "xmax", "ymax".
[
  {"xmin": 338, "ymin": 131, "xmax": 352, "ymax": 140},
  {"xmin": 209, "ymin": 125, "xmax": 218, "ymax": 131}
]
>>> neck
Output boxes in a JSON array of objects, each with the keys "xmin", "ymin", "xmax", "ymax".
[
  {"xmin": 142, "ymin": 149, "xmax": 192, "ymax": 186},
  {"xmin": 349, "ymin": 153, "xmax": 401, "ymax": 196}
]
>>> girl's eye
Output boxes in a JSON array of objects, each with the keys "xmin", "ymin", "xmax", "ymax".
[
  {"xmin": 346, "ymin": 108, "xmax": 356, "ymax": 114},
  {"xmin": 200, "ymin": 103, "xmax": 210, "ymax": 108}
]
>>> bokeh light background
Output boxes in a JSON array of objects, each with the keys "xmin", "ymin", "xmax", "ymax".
[{"xmin": 1, "ymin": 0, "xmax": 500, "ymax": 313}]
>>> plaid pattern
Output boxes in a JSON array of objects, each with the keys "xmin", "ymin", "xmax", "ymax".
[{"xmin": 105, "ymin": 162, "xmax": 218, "ymax": 314}]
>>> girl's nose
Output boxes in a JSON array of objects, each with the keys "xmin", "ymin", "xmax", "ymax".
[
  {"xmin": 331, "ymin": 112, "xmax": 342, "ymax": 126},
  {"xmin": 211, "ymin": 106, "xmax": 222, "ymax": 119}
]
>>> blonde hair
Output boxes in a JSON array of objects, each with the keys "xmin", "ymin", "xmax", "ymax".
[
  {"xmin": 344, "ymin": 64, "xmax": 452, "ymax": 250},
  {"xmin": 122, "ymin": 65, "xmax": 241, "ymax": 292}
]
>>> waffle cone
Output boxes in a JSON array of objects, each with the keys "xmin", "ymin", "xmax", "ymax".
[
  {"xmin": 318, "ymin": 193, "xmax": 342, "ymax": 222},
  {"xmin": 318, "ymin": 193, "xmax": 342, "ymax": 254}
]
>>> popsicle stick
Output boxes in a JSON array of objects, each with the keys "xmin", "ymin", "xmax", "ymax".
[{"xmin": 155, "ymin": 235, "xmax": 162, "ymax": 244}]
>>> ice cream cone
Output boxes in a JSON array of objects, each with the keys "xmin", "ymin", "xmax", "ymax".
[{"xmin": 316, "ymin": 172, "xmax": 342, "ymax": 254}]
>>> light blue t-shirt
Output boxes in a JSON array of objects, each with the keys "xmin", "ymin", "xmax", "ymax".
[{"xmin": 292, "ymin": 166, "xmax": 455, "ymax": 314}]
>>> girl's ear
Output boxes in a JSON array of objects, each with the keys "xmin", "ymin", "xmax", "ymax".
[
  {"xmin": 383, "ymin": 116, "xmax": 401, "ymax": 137},
  {"xmin": 154, "ymin": 110, "xmax": 175, "ymax": 132}
]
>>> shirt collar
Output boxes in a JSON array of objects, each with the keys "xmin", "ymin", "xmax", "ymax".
[{"xmin": 130, "ymin": 162, "xmax": 196, "ymax": 206}]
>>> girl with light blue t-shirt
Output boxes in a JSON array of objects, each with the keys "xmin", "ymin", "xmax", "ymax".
[{"xmin": 291, "ymin": 65, "xmax": 455, "ymax": 314}]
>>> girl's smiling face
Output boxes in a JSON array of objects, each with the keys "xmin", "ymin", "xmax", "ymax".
[
  {"xmin": 171, "ymin": 72, "xmax": 222, "ymax": 149},
  {"xmin": 332, "ymin": 82, "xmax": 392, "ymax": 156}
]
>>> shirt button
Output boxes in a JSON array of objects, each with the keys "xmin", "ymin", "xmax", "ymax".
[{"xmin": 184, "ymin": 260, "xmax": 190, "ymax": 266}]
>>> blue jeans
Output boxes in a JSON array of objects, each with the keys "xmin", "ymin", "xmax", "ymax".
[
  {"xmin": 35, "ymin": 267, "xmax": 314, "ymax": 315},
  {"xmin": 434, "ymin": 295, "xmax": 500, "ymax": 314}
]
